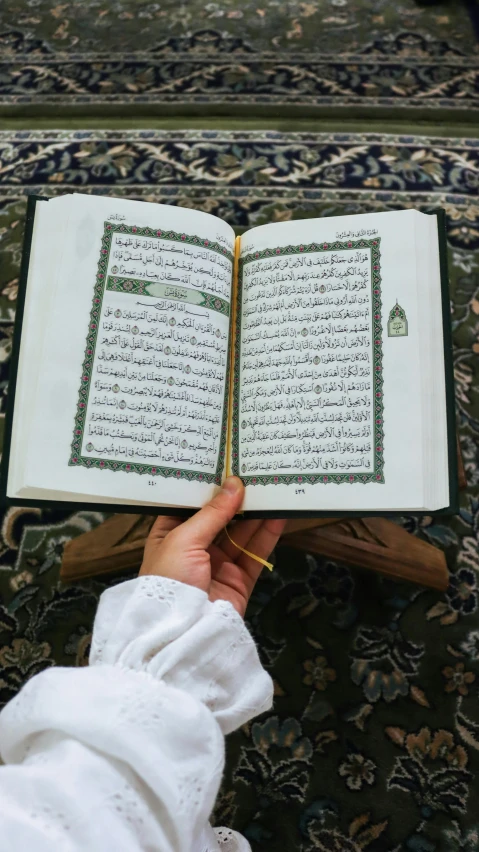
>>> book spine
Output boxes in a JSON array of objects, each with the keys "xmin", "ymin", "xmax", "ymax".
[{"xmin": 225, "ymin": 235, "xmax": 241, "ymax": 480}]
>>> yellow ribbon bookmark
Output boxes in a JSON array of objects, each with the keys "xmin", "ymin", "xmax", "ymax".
[{"xmin": 224, "ymin": 527, "xmax": 273, "ymax": 572}]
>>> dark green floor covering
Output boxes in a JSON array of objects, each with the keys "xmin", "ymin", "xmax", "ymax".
[{"xmin": 0, "ymin": 5, "xmax": 479, "ymax": 851}]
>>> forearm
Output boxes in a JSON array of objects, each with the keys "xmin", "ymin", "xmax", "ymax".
[{"xmin": 0, "ymin": 577, "xmax": 273, "ymax": 851}]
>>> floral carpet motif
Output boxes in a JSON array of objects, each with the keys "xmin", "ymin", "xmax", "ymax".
[
  {"xmin": 0, "ymin": 1, "xmax": 478, "ymax": 112},
  {"xmin": 0, "ymin": 129, "xmax": 478, "ymax": 850}
]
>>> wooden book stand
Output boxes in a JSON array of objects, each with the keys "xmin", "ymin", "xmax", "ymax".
[{"xmin": 59, "ymin": 440, "xmax": 465, "ymax": 592}]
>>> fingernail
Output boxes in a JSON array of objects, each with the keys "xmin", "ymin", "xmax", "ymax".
[{"xmin": 222, "ymin": 476, "xmax": 242, "ymax": 494}]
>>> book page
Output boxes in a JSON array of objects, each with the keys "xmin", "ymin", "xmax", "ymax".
[
  {"xmin": 234, "ymin": 210, "xmax": 437, "ymax": 512},
  {"xmin": 20, "ymin": 194, "xmax": 235, "ymax": 508}
]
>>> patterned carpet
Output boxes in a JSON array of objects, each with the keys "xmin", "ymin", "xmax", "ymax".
[
  {"xmin": 0, "ymin": 1, "xmax": 478, "ymax": 116},
  {"xmin": 0, "ymin": 129, "xmax": 479, "ymax": 851},
  {"xmin": 1, "ymin": 3, "xmax": 479, "ymax": 851}
]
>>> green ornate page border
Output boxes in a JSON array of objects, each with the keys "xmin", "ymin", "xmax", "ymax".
[
  {"xmin": 232, "ymin": 238, "xmax": 384, "ymax": 486},
  {"xmin": 69, "ymin": 221, "xmax": 233, "ymax": 485},
  {"xmin": 106, "ymin": 276, "xmax": 230, "ymax": 317}
]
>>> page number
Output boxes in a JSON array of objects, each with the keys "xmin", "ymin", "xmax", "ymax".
[
  {"xmin": 295, "ymin": 488, "xmax": 305, "ymax": 495},
  {"xmin": 148, "ymin": 480, "xmax": 157, "ymax": 486}
]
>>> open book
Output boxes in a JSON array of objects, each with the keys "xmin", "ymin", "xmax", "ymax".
[{"xmin": 1, "ymin": 194, "xmax": 457, "ymax": 517}]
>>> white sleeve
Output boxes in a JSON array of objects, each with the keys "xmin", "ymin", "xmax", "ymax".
[{"xmin": 0, "ymin": 576, "xmax": 273, "ymax": 852}]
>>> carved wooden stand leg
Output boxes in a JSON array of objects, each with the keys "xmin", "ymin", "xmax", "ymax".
[{"xmin": 283, "ymin": 517, "xmax": 448, "ymax": 590}]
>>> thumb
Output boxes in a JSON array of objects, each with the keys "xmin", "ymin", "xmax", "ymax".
[{"xmin": 174, "ymin": 476, "xmax": 244, "ymax": 550}]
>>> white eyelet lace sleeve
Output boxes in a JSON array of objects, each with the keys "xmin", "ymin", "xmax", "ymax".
[{"xmin": 0, "ymin": 576, "xmax": 273, "ymax": 852}]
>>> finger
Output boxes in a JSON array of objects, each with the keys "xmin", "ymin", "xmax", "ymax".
[
  {"xmin": 172, "ymin": 476, "xmax": 244, "ymax": 550},
  {"xmin": 236, "ymin": 518, "xmax": 287, "ymax": 577},
  {"xmin": 139, "ymin": 515, "xmax": 183, "ymax": 578},
  {"xmin": 215, "ymin": 519, "xmax": 263, "ymax": 561},
  {"xmin": 147, "ymin": 515, "xmax": 183, "ymax": 544}
]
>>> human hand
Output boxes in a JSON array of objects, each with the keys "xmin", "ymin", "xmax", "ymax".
[{"xmin": 140, "ymin": 476, "xmax": 286, "ymax": 617}]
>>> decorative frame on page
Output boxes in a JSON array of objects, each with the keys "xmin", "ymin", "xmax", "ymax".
[
  {"xmin": 233, "ymin": 238, "xmax": 384, "ymax": 486},
  {"xmin": 69, "ymin": 222, "xmax": 233, "ymax": 484}
]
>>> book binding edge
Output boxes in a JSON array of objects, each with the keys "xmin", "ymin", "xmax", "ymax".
[{"xmin": 225, "ymin": 235, "xmax": 241, "ymax": 480}]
